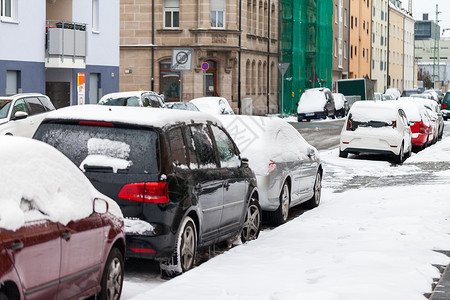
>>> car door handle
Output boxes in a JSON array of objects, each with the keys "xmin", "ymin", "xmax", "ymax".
[
  {"xmin": 11, "ymin": 240, "xmax": 24, "ymax": 251},
  {"xmin": 62, "ymin": 231, "xmax": 72, "ymax": 241}
]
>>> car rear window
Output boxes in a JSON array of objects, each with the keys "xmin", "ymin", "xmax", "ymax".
[{"xmin": 34, "ymin": 123, "xmax": 159, "ymax": 174}]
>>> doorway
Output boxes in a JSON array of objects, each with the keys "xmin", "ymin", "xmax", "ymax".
[
  {"xmin": 46, "ymin": 82, "xmax": 70, "ymax": 109},
  {"xmin": 204, "ymin": 60, "xmax": 217, "ymax": 96}
]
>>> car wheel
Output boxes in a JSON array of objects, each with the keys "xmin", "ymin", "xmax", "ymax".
[
  {"xmin": 0, "ymin": 292, "xmax": 8, "ymax": 300},
  {"xmin": 241, "ymin": 197, "xmax": 261, "ymax": 243},
  {"xmin": 405, "ymin": 141, "xmax": 412, "ymax": 158},
  {"xmin": 303, "ymin": 172, "xmax": 322, "ymax": 209},
  {"xmin": 98, "ymin": 247, "xmax": 124, "ymax": 300},
  {"xmin": 161, "ymin": 216, "xmax": 197, "ymax": 277},
  {"xmin": 339, "ymin": 149, "xmax": 348, "ymax": 158},
  {"xmin": 394, "ymin": 143, "xmax": 404, "ymax": 164},
  {"xmin": 331, "ymin": 109, "xmax": 336, "ymax": 119},
  {"xmin": 267, "ymin": 182, "xmax": 290, "ymax": 226}
]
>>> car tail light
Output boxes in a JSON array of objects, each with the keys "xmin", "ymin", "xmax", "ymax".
[
  {"xmin": 79, "ymin": 121, "xmax": 114, "ymax": 127},
  {"xmin": 129, "ymin": 247, "xmax": 156, "ymax": 254},
  {"xmin": 346, "ymin": 119, "xmax": 353, "ymax": 131},
  {"xmin": 268, "ymin": 161, "xmax": 276, "ymax": 173},
  {"xmin": 419, "ymin": 122, "xmax": 427, "ymax": 133},
  {"xmin": 442, "ymin": 103, "xmax": 447, "ymax": 110},
  {"xmin": 119, "ymin": 182, "xmax": 169, "ymax": 203}
]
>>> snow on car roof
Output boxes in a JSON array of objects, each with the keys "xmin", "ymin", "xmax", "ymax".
[
  {"xmin": 218, "ymin": 115, "xmax": 315, "ymax": 175},
  {"xmin": 349, "ymin": 100, "xmax": 400, "ymax": 123},
  {"xmin": 42, "ymin": 104, "xmax": 222, "ymax": 128},
  {"xmin": 0, "ymin": 136, "xmax": 122, "ymax": 231},
  {"xmin": 297, "ymin": 90, "xmax": 328, "ymax": 113},
  {"xmin": 189, "ymin": 97, "xmax": 234, "ymax": 115}
]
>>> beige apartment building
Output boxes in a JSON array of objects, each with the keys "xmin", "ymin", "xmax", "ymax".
[
  {"xmin": 371, "ymin": 0, "xmax": 388, "ymax": 93},
  {"xmin": 120, "ymin": 0, "xmax": 279, "ymax": 115},
  {"xmin": 388, "ymin": 4, "xmax": 404, "ymax": 90}
]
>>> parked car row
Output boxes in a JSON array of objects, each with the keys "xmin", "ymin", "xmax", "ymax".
[
  {"xmin": 1, "ymin": 95, "xmax": 323, "ymax": 298},
  {"xmin": 297, "ymin": 88, "xmax": 349, "ymax": 121},
  {"xmin": 339, "ymin": 95, "xmax": 445, "ymax": 163}
]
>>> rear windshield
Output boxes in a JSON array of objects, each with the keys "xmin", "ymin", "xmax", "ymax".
[
  {"xmin": 99, "ymin": 96, "xmax": 141, "ymax": 106},
  {"xmin": 0, "ymin": 100, "xmax": 12, "ymax": 119},
  {"xmin": 34, "ymin": 123, "xmax": 159, "ymax": 174}
]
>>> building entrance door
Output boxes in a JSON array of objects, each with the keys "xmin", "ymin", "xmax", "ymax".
[
  {"xmin": 46, "ymin": 82, "xmax": 70, "ymax": 109},
  {"xmin": 204, "ymin": 61, "xmax": 217, "ymax": 96}
]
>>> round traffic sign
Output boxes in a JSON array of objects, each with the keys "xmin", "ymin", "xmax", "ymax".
[{"xmin": 201, "ymin": 62, "xmax": 209, "ymax": 71}]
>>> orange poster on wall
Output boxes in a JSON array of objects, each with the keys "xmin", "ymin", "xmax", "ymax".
[{"xmin": 77, "ymin": 73, "xmax": 85, "ymax": 105}]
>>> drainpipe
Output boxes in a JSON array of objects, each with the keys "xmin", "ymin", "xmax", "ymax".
[
  {"xmin": 238, "ymin": 0, "xmax": 242, "ymax": 114},
  {"xmin": 151, "ymin": 0, "xmax": 155, "ymax": 91},
  {"xmin": 267, "ymin": 0, "xmax": 271, "ymax": 114}
]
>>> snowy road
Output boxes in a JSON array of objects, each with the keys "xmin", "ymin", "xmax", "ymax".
[{"xmin": 121, "ymin": 121, "xmax": 450, "ymax": 300}]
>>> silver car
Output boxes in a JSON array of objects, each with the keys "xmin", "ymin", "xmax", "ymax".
[{"xmin": 219, "ymin": 115, "xmax": 322, "ymax": 226}]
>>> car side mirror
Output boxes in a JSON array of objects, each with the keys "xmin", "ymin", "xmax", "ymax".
[
  {"xmin": 307, "ymin": 147, "xmax": 315, "ymax": 158},
  {"xmin": 240, "ymin": 157, "xmax": 249, "ymax": 168},
  {"xmin": 12, "ymin": 111, "xmax": 28, "ymax": 120},
  {"xmin": 93, "ymin": 198, "xmax": 109, "ymax": 214},
  {"xmin": 408, "ymin": 121, "xmax": 415, "ymax": 126}
]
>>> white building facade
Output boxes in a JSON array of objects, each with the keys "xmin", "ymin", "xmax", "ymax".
[
  {"xmin": 403, "ymin": 12, "xmax": 415, "ymax": 90},
  {"xmin": 0, "ymin": 0, "xmax": 119, "ymax": 108},
  {"xmin": 371, "ymin": 0, "xmax": 389, "ymax": 93}
]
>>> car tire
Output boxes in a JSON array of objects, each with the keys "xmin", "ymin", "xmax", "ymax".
[
  {"xmin": 241, "ymin": 197, "xmax": 262, "ymax": 243},
  {"xmin": 0, "ymin": 292, "xmax": 7, "ymax": 300},
  {"xmin": 303, "ymin": 172, "xmax": 322, "ymax": 209},
  {"xmin": 394, "ymin": 143, "xmax": 404, "ymax": 164},
  {"xmin": 331, "ymin": 109, "xmax": 336, "ymax": 119},
  {"xmin": 161, "ymin": 216, "xmax": 197, "ymax": 277},
  {"xmin": 98, "ymin": 247, "xmax": 124, "ymax": 300},
  {"xmin": 339, "ymin": 149, "xmax": 348, "ymax": 158},
  {"xmin": 405, "ymin": 141, "xmax": 412, "ymax": 158},
  {"xmin": 267, "ymin": 182, "xmax": 290, "ymax": 226}
]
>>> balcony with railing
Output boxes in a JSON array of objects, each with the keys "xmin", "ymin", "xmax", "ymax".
[{"xmin": 45, "ymin": 20, "xmax": 87, "ymax": 69}]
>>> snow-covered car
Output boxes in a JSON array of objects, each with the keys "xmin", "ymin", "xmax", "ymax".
[
  {"xmin": 0, "ymin": 136, "xmax": 125, "ymax": 300},
  {"xmin": 189, "ymin": 97, "xmax": 234, "ymax": 114},
  {"xmin": 339, "ymin": 101, "xmax": 413, "ymax": 163},
  {"xmin": 219, "ymin": 115, "xmax": 323, "ymax": 226},
  {"xmin": 385, "ymin": 88, "xmax": 401, "ymax": 99},
  {"xmin": 408, "ymin": 97, "xmax": 444, "ymax": 141},
  {"xmin": 423, "ymin": 90, "xmax": 439, "ymax": 102},
  {"xmin": 442, "ymin": 91, "xmax": 450, "ymax": 120},
  {"xmin": 410, "ymin": 93, "xmax": 432, "ymax": 100},
  {"xmin": 332, "ymin": 92, "xmax": 349, "ymax": 117},
  {"xmin": 297, "ymin": 88, "xmax": 336, "ymax": 121},
  {"xmin": 166, "ymin": 101, "xmax": 199, "ymax": 111},
  {"xmin": 33, "ymin": 105, "xmax": 261, "ymax": 277},
  {"xmin": 374, "ymin": 92, "xmax": 383, "ymax": 100},
  {"xmin": 382, "ymin": 94, "xmax": 396, "ymax": 100},
  {"xmin": 397, "ymin": 98, "xmax": 435, "ymax": 150},
  {"xmin": 0, "ymin": 93, "xmax": 56, "ymax": 137},
  {"xmin": 99, "ymin": 91, "xmax": 166, "ymax": 108}
]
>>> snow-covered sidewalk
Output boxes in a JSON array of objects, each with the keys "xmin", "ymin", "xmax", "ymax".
[{"xmin": 125, "ymin": 136, "xmax": 450, "ymax": 300}]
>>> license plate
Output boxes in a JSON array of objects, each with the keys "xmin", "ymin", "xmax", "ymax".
[{"xmin": 305, "ymin": 113, "xmax": 314, "ymax": 117}]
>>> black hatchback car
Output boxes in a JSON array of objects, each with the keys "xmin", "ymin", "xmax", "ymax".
[{"xmin": 33, "ymin": 105, "xmax": 261, "ymax": 276}]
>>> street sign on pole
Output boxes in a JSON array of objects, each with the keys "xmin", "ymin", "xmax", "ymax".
[
  {"xmin": 171, "ymin": 48, "xmax": 193, "ymax": 71},
  {"xmin": 278, "ymin": 63, "xmax": 290, "ymax": 116},
  {"xmin": 278, "ymin": 63, "xmax": 290, "ymax": 76}
]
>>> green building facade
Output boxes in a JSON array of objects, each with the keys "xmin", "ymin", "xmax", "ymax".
[{"xmin": 280, "ymin": 0, "xmax": 333, "ymax": 115}]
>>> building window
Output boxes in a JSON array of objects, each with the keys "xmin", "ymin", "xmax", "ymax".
[
  {"xmin": 344, "ymin": 9, "xmax": 347, "ymax": 27},
  {"xmin": 351, "ymin": 16, "xmax": 353, "ymax": 29},
  {"xmin": 92, "ymin": 0, "xmax": 99, "ymax": 32},
  {"xmin": 164, "ymin": 0, "xmax": 180, "ymax": 28},
  {"xmin": 258, "ymin": 1, "xmax": 263, "ymax": 35},
  {"xmin": 246, "ymin": 60, "xmax": 251, "ymax": 95},
  {"xmin": 335, "ymin": 4, "xmax": 338, "ymax": 24},
  {"xmin": 247, "ymin": 1, "xmax": 252, "ymax": 33},
  {"xmin": 344, "ymin": 41, "xmax": 347, "ymax": 59},
  {"xmin": 160, "ymin": 59, "xmax": 181, "ymax": 101},
  {"xmin": 211, "ymin": 0, "xmax": 225, "ymax": 28},
  {"xmin": 351, "ymin": 45, "xmax": 353, "ymax": 59},
  {"xmin": 334, "ymin": 39, "xmax": 337, "ymax": 57},
  {"xmin": 1, "ymin": 0, "xmax": 14, "ymax": 20}
]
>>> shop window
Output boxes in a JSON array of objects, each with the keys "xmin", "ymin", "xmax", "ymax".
[{"xmin": 160, "ymin": 60, "xmax": 181, "ymax": 101}]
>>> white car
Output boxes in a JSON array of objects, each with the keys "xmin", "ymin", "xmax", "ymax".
[
  {"xmin": 339, "ymin": 101, "xmax": 413, "ymax": 163},
  {"xmin": 332, "ymin": 93, "xmax": 349, "ymax": 117},
  {"xmin": 0, "ymin": 93, "xmax": 56, "ymax": 138},
  {"xmin": 218, "ymin": 115, "xmax": 322, "ymax": 226},
  {"xmin": 189, "ymin": 97, "xmax": 234, "ymax": 115},
  {"xmin": 99, "ymin": 91, "xmax": 166, "ymax": 108},
  {"xmin": 423, "ymin": 90, "xmax": 439, "ymax": 102},
  {"xmin": 385, "ymin": 88, "xmax": 401, "ymax": 99}
]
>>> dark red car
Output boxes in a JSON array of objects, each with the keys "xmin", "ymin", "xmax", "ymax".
[
  {"xmin": 0, "ymin": 136, "xmax": 125, "ymax": 300},
  {"xmin": 399, "ymin": 99, "xmax": 434, "ymax": 150}
]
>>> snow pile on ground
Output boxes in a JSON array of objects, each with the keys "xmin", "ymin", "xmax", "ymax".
[{"xmin": 127, "ymin": 136, "xmax": 450, "ymax": 300}]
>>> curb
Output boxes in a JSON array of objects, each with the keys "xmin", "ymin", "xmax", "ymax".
[{"xmin": 429, "ymin": 251, "xmax": 450, "ymax": 300}]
